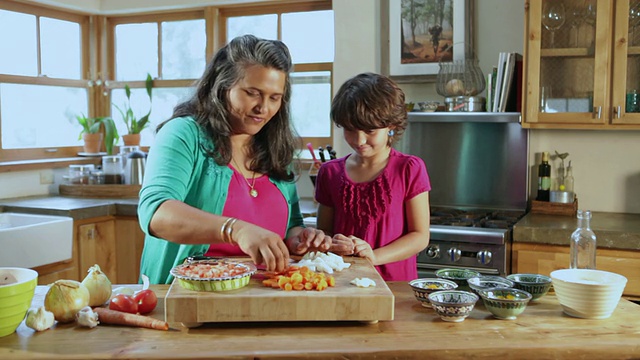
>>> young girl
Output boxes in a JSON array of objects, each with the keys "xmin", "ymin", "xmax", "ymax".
[{"xmin": 315, "ymin": 72, "xmax": 431, "ymax": 281}]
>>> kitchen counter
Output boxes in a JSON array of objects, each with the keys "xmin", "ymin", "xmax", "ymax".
[
  {"xmin": 514, "ymin": 212, "xmax": 640, "ymax": 251},
  {"xmin": 0, "ymin": 196, "xmax": 318, "ymax": 220},
  {"xmin": 1, "ymin": 283, "xmax": 639, "ymax": 359}
]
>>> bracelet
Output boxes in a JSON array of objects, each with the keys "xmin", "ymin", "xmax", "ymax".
[
  {"xmin": 225, "ymin": 218, "xmax": 238, "ymax": 244},
  {"xmin": 220, "ymin": 217, "xmax": 235, "ymax": 244}
]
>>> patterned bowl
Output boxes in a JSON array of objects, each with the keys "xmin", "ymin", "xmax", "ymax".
[
  {"xmin": 506, "ymin": 273, "xmax": 552, "ymax": 301},
  {"xmin": 428, "ymin": 290, "xmax": 478, "ymax": 322},
  {"xmin": 170, "ymin": 260, "xmax": 257, "ymax": 292},
  {"xmin": 409, "ymin": 278, "xmax": 458, "ymax": 308},
  {"xmin": 435, "ymin": 268, "xmax": 481, "ymax": 291},
  {"xmin": 478, "ymin": 287, "xmax": 532, "ymax": 320},
  {"xmin": 467, "ymin": 276, "xmax": 514, "ymax": 296}
]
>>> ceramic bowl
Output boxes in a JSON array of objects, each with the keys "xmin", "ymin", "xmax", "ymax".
[
  {"xmin": 170, "ymin": 260, "xmax": 257, "ymax": 292},
  {"xmin": 435, "ymin": 268, "xmax": 481, "ymax": 291},
  {"xmin": 467, "ymin": 276, "xmax": 514, "ymax": 296},
  {"xmin": 550, "ymin": 269, "xmax": 627, "ymax": 319},
  {"xmin": 0, "ymin": 268, "xmax": 38, "ymax": 337},
  {"xmin": 409, "ymin": 278, "xmax": 458, "ymax": 308},
  {"xmin": 428, "ymin": 290, "xmax": 478, "ymax": 322},
  {"xmin": 478, "ymin": 287, "xmax": 532, "ymax": 320},
  {"xmin": 417, "ymin": 101, "xmax": 439, "ymax": 112},
  {"xmin": 506, "ymin": 273, "xmax": 552, "ymax": 301}
]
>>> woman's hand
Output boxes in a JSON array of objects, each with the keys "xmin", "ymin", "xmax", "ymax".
[
  {"xmin": 352, "ymin": 236, "xmax": 376, "ymax": 264},
  {"xmin": 287, "ymin": 227, "xmax": 331, "ymax": 255},
  {"xmin": 232, "ymin": 221, "xmax": 290, "ymax": 272},
  {"xmin": 329, "ymin": 234, "xmax": 355, "ymax": 255}
]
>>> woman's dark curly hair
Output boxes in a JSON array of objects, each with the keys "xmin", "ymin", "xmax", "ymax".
[
  {"xmin": 159, "ymin": 34, "xmax": 298, "ymax": 181},
  {"xmin": 330, "ymin": 72, "xmax": 407, "ymax": 146}
]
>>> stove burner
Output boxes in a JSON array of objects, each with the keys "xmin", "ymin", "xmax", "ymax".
[{"xmin": 430, "ymin": 208, "xmax": 526, "ymax": 229}]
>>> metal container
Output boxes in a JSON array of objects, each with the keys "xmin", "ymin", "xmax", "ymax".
[
  {"xmin": 444, "ymin": 96, "xmax": 486, "ymax": 112},
  {"xmin": 550, "ymin": 191, "xmax": 575, "ymax": 203},
  {"xmin": 125, "ymin": 151, "xmax": 146, "ymax": 185}
]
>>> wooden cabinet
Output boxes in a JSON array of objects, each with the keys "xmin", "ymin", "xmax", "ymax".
[
  {"xmin": 77, "ymin": 217, "xmax": 117, "ymax": 283},
  {"xmin": 115, "ymin": 216, "xmax": 145, "ymax": 284},
  {"xmin": 523, "ymin": 0, "xmax": 640, "ymax": 129},
  {"xmin": 512, "ymin": 242, "xmax": 640, "ymax": 300}
]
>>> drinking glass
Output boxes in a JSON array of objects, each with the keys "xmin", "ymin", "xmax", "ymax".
[
  {"xmin": 542, "ymin": 2, "xmax": 566, "ymax": 48},
  {"xmin": 583, "ymin": 0, "xmax": 597, "ymax": 47},
  {"xmin": 569, "ymin": 5, "xmax": 584, "ymax": 47},
  {"xmin": 630, "ymin": 1, "xmax": 640, "ymax": 46}
]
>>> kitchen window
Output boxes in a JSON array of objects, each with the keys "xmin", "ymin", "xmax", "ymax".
[
  {"xmin": 0, "ymin": 2, "xmax": 89, "ymax": 162},
  {"xmin": 0, "ymin": 1, "xmax": 333, "ymax": 165}
]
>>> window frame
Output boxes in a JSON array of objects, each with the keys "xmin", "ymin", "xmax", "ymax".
[{"xmin": 0, "ymin": 1, "xmax": 91, "ymax": 163}]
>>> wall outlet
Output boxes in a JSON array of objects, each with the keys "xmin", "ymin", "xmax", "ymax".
[{"xmin": 39, "ymin": 170, "xmax": 54, "ymax": 185}]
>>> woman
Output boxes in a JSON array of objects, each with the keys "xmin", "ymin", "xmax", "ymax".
[{"xmin": 138, "ymin": 35, "xmax": 332, "ymax": 284}]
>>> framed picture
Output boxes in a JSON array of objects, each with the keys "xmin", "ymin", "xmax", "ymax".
[{"xmin": 385, "ymin": 0, "xmax": 473, "ymax": 78}]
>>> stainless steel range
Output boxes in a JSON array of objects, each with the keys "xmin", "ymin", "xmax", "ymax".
[{"xmin": 401, "ymin": 112, "xmax": 529, "ymax": 277}]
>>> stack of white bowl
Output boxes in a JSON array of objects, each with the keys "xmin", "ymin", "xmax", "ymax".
[{"xmin": 550, "ymin": 269, "xmax": 627, "ymax": 319}]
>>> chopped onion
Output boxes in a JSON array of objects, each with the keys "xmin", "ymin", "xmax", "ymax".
[
  {"xmin": 81, "ymin": 264, "xmax": 112, "ymax": 306},
  {"xmin": 44, "ymin": 280, "xmax": 90, "ymax": 323}
]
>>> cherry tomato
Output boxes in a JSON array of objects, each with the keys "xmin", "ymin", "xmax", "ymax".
[
  {"xmin": 109, "ymin": 294, "xmax": 138, "ymax": 314},
  {"xmin": 133, "ymin": 289, "xmax": 158, "ymax": 314}
]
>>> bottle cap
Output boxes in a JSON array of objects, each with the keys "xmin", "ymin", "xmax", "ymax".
[{"xmin": 542, "ymin": 152, "xmax": 550, "ymax": 161}]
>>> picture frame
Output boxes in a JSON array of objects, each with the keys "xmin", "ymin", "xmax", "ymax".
[{"xmin": 383, "ymin": 0, "xmax": 473, "ymax": 79}]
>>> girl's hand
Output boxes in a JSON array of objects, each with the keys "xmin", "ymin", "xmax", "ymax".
[
  {"xmin": 287, "ymin": 227, "xmax": 331, "ymax": 255},
  {"xmin": 233, "ymin": 221, "xmax": 290, "ymax": 272},
  {"xmin": 329, "ymin": 234, "xmax": 355, "ymax": 255},
  {"xmin": 351, "ymin": 236, "xmax": 376, "ymax": 264}
]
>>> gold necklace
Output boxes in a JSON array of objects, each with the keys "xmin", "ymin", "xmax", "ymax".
[{"xmin": 231, "ymin": 157, "xmax": 258, "ymax": 198}]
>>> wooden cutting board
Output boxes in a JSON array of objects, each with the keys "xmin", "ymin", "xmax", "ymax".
[{"xmin": 164, "ymin": 257, "xmax": 394, "ymax": 326}]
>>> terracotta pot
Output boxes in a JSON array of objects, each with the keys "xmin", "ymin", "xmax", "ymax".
[
  {"xmin": 122, "ymin": 133, "xmax": 141, "ymax": 146},
  {"xmin": 82, "ymin": 133, "xmax": 103, "ymax": 154}
]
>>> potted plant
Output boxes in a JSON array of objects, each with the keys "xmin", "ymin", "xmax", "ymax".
[
  {"xmin": 115, "ymin": 73, "xmax": 153, "ymax": 146},
  {"xmin": 76, "ymin": 114, "xmax": 119, "ymax": 155}
]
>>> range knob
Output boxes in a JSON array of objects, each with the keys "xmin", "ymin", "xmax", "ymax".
[
  {"xmin": 477, "ymin": 250, "xmax": 492, "ymax": 265},
  {"xmin": 448, "ymin": 247, "xmax": 461, "ymax": 262},
  {"xmin": 425, "ymin": 245, "xmax": 440, "ymax": 259}
]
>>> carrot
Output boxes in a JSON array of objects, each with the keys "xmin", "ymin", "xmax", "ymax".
[{"xmin": 94, "ymin": 307, "xmax": 169, "ymax": 331}]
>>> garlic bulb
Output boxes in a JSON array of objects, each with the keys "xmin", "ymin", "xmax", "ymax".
[
  {"xmin": 82, "ymin": 264, "xmax": 112, "ymax": 306},
  {"xmin": 25, "ymin": 306, "xmax": 55, "ymax": 331},
  {"xmin": 76, "ymin": 306, "xmax": 99, "ymax": 328}
]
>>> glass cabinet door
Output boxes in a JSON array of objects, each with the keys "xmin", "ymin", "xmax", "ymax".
[{"xmin": 612, "ymin": 0, "xmax": 640, "ymax": 124}]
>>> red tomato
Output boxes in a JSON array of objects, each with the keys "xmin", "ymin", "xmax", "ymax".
[
  {"xmin": 109, "ymin": 294, "xmax": 138, "ymax": 314},
  {"xmin": 133, "ymin": 289, "xmax": 158, "ymax": 314}
]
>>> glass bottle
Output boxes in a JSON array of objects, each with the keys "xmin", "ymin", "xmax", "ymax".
[
  {"xmin": 536, "ymin": 152, "xmax": 551, "ymax": 201},
  {"xmin": 564, "ymin": 164, "xmax": 574, "ymax": 193},
  {"xmin": 570, "ymin": 210, "xmax": 597, "ymax": 269}
]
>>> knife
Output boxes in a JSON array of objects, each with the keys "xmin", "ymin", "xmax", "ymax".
[
  {"xmin": 326, "ymin": 145, "xmax": 337, "ymax": 160},
  {"xmin": 318, "ymin": 147, "xmax": 326, "ymax": 162}
]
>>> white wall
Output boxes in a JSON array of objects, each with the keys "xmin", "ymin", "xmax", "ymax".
[{"xmin": 3, "ymin": 0, "xmax": 640, "ymax": 214}]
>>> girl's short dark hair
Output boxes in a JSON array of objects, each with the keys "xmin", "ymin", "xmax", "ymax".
[{"xmin": 331, "ymin": 72, "xmax": 407, "ymax": 144}]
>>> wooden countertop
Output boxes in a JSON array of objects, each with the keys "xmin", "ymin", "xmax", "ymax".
[{"xmin": 1, "ymin": 283, "xmax": 639, "ymax": 359}]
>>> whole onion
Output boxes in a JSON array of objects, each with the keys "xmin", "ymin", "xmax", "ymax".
[
  {"xmin": 44, "ymin": 280, "xmax": 90, "ymax": 323},
  {"xmin": 82, "ymin": 264, "xmax": 112, "ymax": 306}
]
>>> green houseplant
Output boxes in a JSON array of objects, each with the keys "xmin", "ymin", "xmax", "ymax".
[
  {"xmin": 115, "ymin": 74, "xmax": 153, "ymax": 146},
  {"xmin": 76, "ymin": 114, "xmax": 119, "ymax": 155}
]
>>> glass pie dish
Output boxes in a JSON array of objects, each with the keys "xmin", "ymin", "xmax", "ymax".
[{"xmin": 170, "ymin": 259, "xmax": 257, "ymax": 292}]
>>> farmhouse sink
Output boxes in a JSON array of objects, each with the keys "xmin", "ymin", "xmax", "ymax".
[{"xmin": 0, "ymin": 213, "xmax": 73, "ymax": 268}]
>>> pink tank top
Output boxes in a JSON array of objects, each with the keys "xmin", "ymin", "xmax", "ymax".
[{"xmin": 205, "ymin": 167, "xmax": 288, "ymax": 257}]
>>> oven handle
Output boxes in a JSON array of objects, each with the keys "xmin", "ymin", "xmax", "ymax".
[{"xmin": 417, "ymin": 263, "xmax": 500, "ymax": 275}]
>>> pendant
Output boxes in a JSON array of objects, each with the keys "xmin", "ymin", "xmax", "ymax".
[{"xmin": 250, "ymin": 188, "xmax": 258, "ymax": 198}]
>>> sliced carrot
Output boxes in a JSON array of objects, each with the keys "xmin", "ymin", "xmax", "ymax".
[
  {"xmin": 328, "ymin": 276, "xmax": 336, "ymax": 287},
  {"xmin": 283, "ymin": 283, "xmax": 293, "ymax": 291},
  {"xmin": 94, "ymin": 307, "xmax": 168, "ymax": 331}
]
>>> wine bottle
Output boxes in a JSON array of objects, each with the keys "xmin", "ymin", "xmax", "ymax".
[{"xmin": 536, "ymin": 151, "xmax": 551, "ymax": 201}]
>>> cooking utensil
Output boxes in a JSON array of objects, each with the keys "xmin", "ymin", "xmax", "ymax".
[
  {"xmin": 318, "ymin": 147, "xmax": 326, "ymax": 162},
  {"xmin": 306, "ymin": 143, "xmax": 322, "ymax": 168}
]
